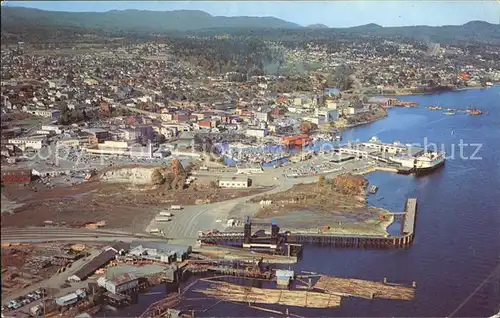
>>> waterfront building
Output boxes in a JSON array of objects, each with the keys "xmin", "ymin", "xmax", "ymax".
[{"xmin": 97, "ymin": 273, "xmax": 139, "ymax": 294}]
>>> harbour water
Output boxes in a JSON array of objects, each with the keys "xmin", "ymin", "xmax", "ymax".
[{"xmin": 109, "ymin": 87, "xmax": 500, "ymax": 317}]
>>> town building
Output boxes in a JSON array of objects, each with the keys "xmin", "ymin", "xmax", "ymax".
[
  {"xmin": 254, "ymin": 109, "xmax": 271, "ymax": 122},
  {"xmin": 218, "ymin": 176, "xmax": 250, "ymax": 189},
  {"xmin": 24, "ymin": 109, "xmax": 60, "ymax": 121},
  {"xmin": 245, "ymin": 128, "xmax": 267, "ymax": 138},
  {"xmin": 236, "ymin": 163, "xmax": 264, "ymax": 174},
  {"xmin": 8, "ymin": 136, "xmax": 46, "ymax": 150},
  {"xmin": 1, "ymin": 169, "xmax": 32, "ymax": 183}
]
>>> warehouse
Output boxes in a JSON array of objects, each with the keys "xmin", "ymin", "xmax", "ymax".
[
  {"xmin": 97, "ymin": 273, "xmax": 139, "ymax": 294},
  {"xmin": 218, "ymin": 176, "xmax": 250, "ymax": 189},
  {"xmin": 68, "ymin": 242, "xmax": 130, "ymax": 282}
]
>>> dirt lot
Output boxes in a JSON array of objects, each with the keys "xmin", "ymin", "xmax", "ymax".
[
  {"xmin": 251, "ymin": 174, "xmax": 393, "ymax": 236},
  {"xmin": 1, "ymin": 244, "xmax": 70, "ymax": 298},
  {"xmin": 1, "ymin": 180, "xmax": 267, "ymax": 232}
]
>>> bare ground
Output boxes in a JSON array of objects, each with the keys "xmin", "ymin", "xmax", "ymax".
[
  {"xmin": 0, "ymin": 181, "xmax": 268, "ymax": 232},
  {"xmin": 250, "ymin": 175, "xmax": 393, "ymax": 236}
]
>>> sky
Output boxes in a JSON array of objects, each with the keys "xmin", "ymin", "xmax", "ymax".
[{"xmin": 4, "ymin": 1, "xmax": 500, "ymax": 27}]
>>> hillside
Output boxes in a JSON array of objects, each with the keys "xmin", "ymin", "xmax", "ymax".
[
  {"xmin": 0, "ymin": 7, "xmax": 301, "ymax": 32},
  {"xmin": 1, "ymin": 7, "xmax": 499, "ymax": 45}
]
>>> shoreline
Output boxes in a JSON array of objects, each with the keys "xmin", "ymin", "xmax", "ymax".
[{"xmin": 376, "ymin": 84, "xmax": 494, "ymax": 97}]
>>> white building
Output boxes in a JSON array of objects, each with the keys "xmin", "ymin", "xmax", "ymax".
[
  {"xmin": 245, "ymin": 128, "xmax": 267, "ymax": 138},
  {"xmin": 8, "ymin": 136, "xmax": 45, "ymax": 150},
  {"xmin": 254, "ymin": 110, "xmax": 271, "ymax": 122},
  {"xmin": 218, "ymin": 176, "xmax": 250, "ymax": 188},
  {"xmin": 326, "ymin": 100, "xmax": 338, "ymax": 109},
  {"xmin": 118, "ymin": 129, "xmax": 139, "ymax": 141},
  {"xmin": 316, "ymin": 109, "xmax": 338, "ymax": 122},
  {"xmin": 41, "ymin": 125, "xmax": 63, "ymax": 134},
  {"xmin": 25, "ymin": 109, "xmax": 60, "ymax": 121},
  {"xmin": 236, "ymin": 163, "xmax": 264, "ymax": 174},
  {"xmin": 97, "ymin": 273, "xmax": 139, "ymax": 294}
]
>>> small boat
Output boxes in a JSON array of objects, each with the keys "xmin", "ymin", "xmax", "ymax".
[
  {"xmin": 443, "ymin": 112, "xmax": 456, "ymax": 116},
  {"xmin": 369, "ymin": 185, "xmax": 378, "ymax": 194}
]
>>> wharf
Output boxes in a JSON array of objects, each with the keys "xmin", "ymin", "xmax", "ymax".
[{"xmin": 199, "ymin": 199, "xmax": 418, "ymax": 249}]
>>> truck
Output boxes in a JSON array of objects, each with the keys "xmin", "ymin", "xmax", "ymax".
[
  {"xmin": 159, "ymin": 211, "xmax": 173, "ymax": 217},
  {"xmin": 30, "ymin": 304, "xmax": 42, "ymax": 316},
  {"xmin": 154, "ymin": 217, "xmax": 172, "ymax": 222},
  {"xmin": 170, "ymin": 205, "xmax": 183, "ymax": 210}
]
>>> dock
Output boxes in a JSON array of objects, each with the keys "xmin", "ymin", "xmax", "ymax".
[{"xmin": 199, "ymin": 198, "xmax": 418, "ymax": 249}]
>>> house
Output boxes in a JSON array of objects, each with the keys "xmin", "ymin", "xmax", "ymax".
[{"xmin": 218, "ymin": 176, "xmax": 250, "ymax": 189}]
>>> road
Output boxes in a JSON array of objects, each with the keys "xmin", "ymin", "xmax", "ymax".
[{"xmin": 1, "ymin": 227, "xmax": 166, "ymax": 244}]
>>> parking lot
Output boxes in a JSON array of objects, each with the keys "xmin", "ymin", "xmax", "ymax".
[{"xmin": 3, "ymin": 288, "xmax": 46, "ymax": 313}]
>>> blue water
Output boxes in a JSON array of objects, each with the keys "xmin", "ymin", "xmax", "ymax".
[{"xmin": 111, "ymin": 87, "xmax": 500, "ymax": 317}]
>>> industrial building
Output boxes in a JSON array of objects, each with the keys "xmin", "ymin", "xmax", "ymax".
[
  {"xmin": 97, "ymin": 273, "xmax": 139, "ymax": 294},
  {"xmin": 129, "ymin": 242, "xmax": 192, "ymax": 263},
  {"xmin": 218, "ymin": 176, "xmax": 250, "ymax": 189},
  {"xmin": 236, "ymin": 163, "xmax": 264, "ymax": 174},
  {"xmin": 68, "ymin": 242, "xmax": 130, "ymax": 282}
]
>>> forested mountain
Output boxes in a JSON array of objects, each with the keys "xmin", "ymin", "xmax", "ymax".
[{"xmin": 1, "ymin": 7, "xmax": 499, "ymax": 45}]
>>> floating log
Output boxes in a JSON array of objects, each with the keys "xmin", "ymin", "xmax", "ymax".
[
  {"xmin": 194, "ymin": 280, "xmax": 341, "ymax": 308},
  {"xmin": 314, "ymin": 275, "xmax": 415, "ymax": 301}
]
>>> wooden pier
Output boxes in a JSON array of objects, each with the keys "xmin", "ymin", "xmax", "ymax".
[
  {"xmin": 289, "ymin": 198, "xmax": 417, "ymax": 248},
  {"xmin": 199, "ymin": 198, "xmax": 418, "ymax": 249}
]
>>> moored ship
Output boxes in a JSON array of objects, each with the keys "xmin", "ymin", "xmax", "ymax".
[{"xmin": 390, "ymin": 151, "xmax": 445, "ymax": 175}]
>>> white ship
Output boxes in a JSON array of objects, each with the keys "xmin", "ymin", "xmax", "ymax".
[{"xmin": 390, "ymin": 151, "xmax": 445, "ymax": 175}]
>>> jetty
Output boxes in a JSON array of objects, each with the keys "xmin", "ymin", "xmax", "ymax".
[{"xmin": 199, "ymin": 198, "xmax": 418, "ymax": 249}]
